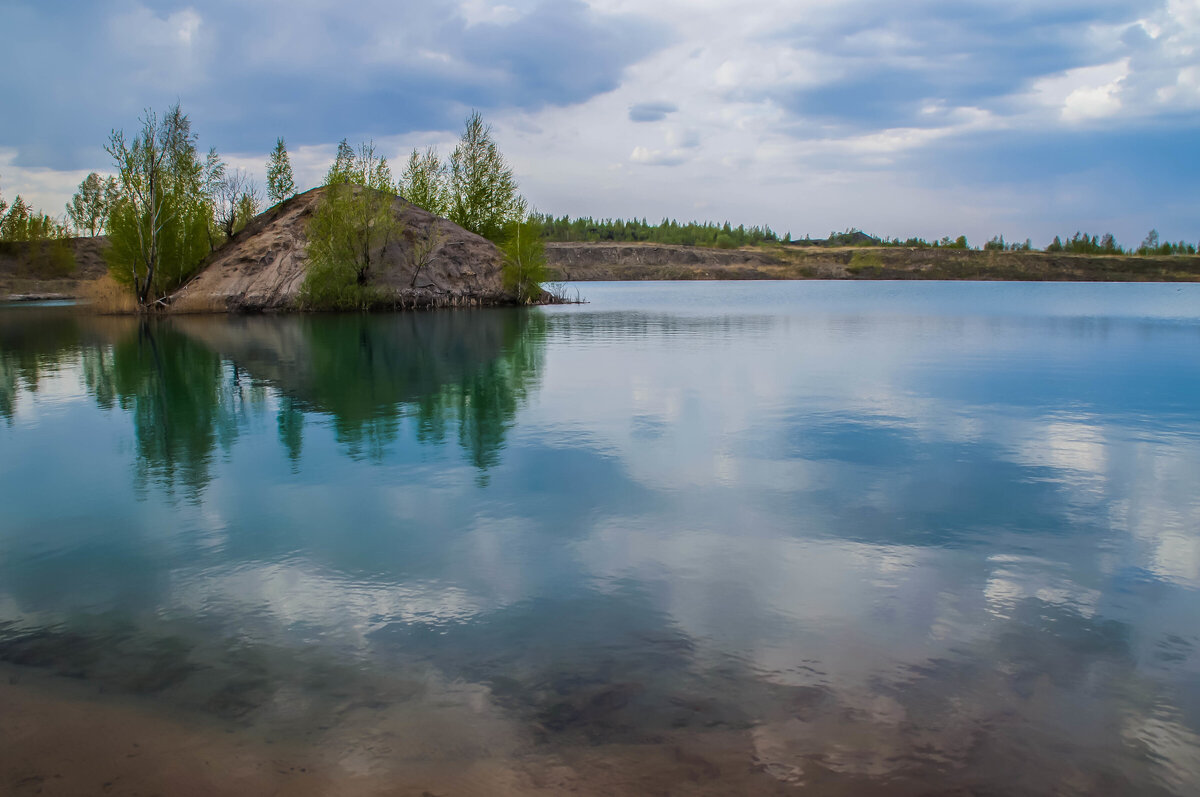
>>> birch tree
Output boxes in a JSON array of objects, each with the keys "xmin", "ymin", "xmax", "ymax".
[
  {"xmin": 104, "ymin": 104, "xmax": 214, "ymax": 307},
  {"xmin": 400, "ymin": 147, "xmax": 448, "ymax": 217},
  {"xmin": 66, "ymin": 172, "xmax": 117, "ymax": 236},
  {"xmin": 448, "ymin": 111, "xmax": 520, "ymax": 242}
]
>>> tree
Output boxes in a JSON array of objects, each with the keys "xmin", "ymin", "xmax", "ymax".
[
  {"xmin": 400, "ymin": 146, "xmax": 448, "ymax": 217},
  {"xmin": 265, "ymin": 137, "xmax": 296, "ymax": 205},
  {"xmin": 0, "ymin": 196, "xmax": 30, "ymax": 240},
  {"xmin": 66, "ymin": 172, "xmax": 118, "ymax": 236},
  {"xmin": 448, "ymin": 111, "xmax": 521, "ymax": 242},
  {"xmin": 212, "ymin": 168, "xmax": 261, "ymax": 242},
  {"xmin": 0, "ymin": 176, "xmax": 8, "ymax": 220},
  {"xmin": 235, "ymin": 191, "xmax": 261, "ymax": 233},
  {"xmin": 301, "ymin": 141, "xmax": 403, "ymax": 308},
  {"xmin": 104, "ymin": 104, "xmax": 214, "ymax": 307},
  {"xmin": 500, "ymin": 207, "xmax": 547, "ymax": 304},
  {"xmin": 326, "ymin": 139, "xmax": 356, "ymax": 185},
  {"xmin": 0, "ymin": 196, "xmax": 67, "ymax": 242}
]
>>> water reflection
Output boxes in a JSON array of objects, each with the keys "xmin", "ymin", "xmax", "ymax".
[
  {"xmin": 173, "ymin": 312, "xmax": 545, "ymax": 470},
  {"xmin": 1, "ymin": 283, "xmax": 1199, "ymax": 794},
  {"xmin": 1, "ymin": 308, "xmax": 546, "ymax": 495}
]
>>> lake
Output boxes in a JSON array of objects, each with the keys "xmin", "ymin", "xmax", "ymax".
[{"xmin": 2, "ymin": 281, "xmax": 1199, "ymax": 795}]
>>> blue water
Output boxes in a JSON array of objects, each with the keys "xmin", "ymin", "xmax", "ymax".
[{"xmin": 2, "ymin": 281, "xmax": 1199, "ymax": 794}]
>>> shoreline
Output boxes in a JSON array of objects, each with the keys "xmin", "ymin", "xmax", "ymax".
[{"xmin": 1, "ymin": 663, "xmax": 795, "ymax": 797}]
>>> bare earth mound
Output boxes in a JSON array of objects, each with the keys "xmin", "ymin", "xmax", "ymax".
[{"xmin": 171, "ymin": 187, "xmax": 510, "ymax": 312}]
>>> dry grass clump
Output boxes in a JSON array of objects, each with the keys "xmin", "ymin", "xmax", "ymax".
[
  {"xmin": 170, "ymin": 290, "xmax": 230, "ymax": 313},
  {"xmin": 80, "ymin": 274, "xmax": 137, "ymax": 313}
]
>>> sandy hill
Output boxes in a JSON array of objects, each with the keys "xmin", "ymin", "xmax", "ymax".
[{"xmin": 171, "ymin": 187, "xmax": 510, "ymax": 312}]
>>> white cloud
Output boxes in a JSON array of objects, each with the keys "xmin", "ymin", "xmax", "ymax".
[{"xmin": 1030, "ymin": 60, "xmax": 1130, "ymax": 122}]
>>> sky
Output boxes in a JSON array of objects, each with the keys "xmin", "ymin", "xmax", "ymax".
[{"xmin": 0, "ymin": 0, "xmax": 1197, "ymax": 247}]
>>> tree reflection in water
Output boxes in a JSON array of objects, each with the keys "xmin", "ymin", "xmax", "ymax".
[{"xmin": 6, "ymin": 309, "xmax": 549, "ymax": 496}]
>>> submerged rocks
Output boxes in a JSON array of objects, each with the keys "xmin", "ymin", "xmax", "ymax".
[{"xmin": 170, "ymin": 187, "xmax": 511, "ymax": 312}]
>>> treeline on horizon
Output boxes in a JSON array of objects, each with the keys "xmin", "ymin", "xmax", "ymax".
[
  {"xmin": 534, "ymin": 218, "xmax": 1198, "ymax": 257},
  {"xmin": 533, "ymin": 213, "xmax": 784, "ymax": 248}
]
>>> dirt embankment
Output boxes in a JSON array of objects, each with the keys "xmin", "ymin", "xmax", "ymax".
[
  {"xmin": 171, "ymin": 187, "xmax": 510, "ymax": 312},
  {"xmin": 545, "ymin": 242, "xmax": 1200, "ymax": 282},
  {"xmin": 0, "ymin": 237, "xmax": 110, "ymax": 299}
]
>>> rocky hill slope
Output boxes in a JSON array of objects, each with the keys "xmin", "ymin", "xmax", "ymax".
[{"xmin": 171, "ymin": 187, "xmax": 509, "ymax": 312}]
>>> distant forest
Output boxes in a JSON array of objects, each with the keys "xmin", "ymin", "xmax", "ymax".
[
  {"xmin": 532, "ymin": 216, "xmax": 1198, "ymax": 256},
  {"xmin": 533, "ymin": 213, "xmax": 783, "ymax": 248}
]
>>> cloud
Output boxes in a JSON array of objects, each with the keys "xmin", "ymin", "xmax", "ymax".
[
  {"xmin": 665, "ymin": 126, "xmax": 700, "ymax": 148},
  {"xmin": 0, "ymin": 0, "xmax": 667, "ymax": 169},
  {"xmin": 2, "ymin": 0, "xmax": 1197, "ymax": 244},
  {"xmin": 629, "ymin": 145, "xmax": 688, "ymax": 166},
  {"xmin": 628, "ymin": 101, "xmax": 678, "ymax": 122}
]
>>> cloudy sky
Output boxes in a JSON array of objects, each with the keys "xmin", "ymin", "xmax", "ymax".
[{"xmin": 1, "ymin": 0, "xmax": 1197, "ymax": 246}]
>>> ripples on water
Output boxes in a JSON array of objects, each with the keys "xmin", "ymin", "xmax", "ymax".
[{"xmin": 1, "ymin": 281, "xmax": 1199, "ymax": 794}]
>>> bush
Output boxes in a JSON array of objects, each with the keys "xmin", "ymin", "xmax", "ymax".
[
  {"xmin": 298, "ymin": 255, "xmax": 389, "ymax": 311},
  {"xmin": 500, "ymin": 218, "xmax": 547, "ymax": 304}
]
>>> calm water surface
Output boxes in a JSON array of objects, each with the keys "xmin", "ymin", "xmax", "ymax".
[{"xmin": 2, "ymin": 281, "xmax": 1200, "ymax": 794}]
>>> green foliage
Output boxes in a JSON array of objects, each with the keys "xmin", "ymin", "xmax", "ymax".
[
  {"xmin": 827, "ymin": 228, "xmax": 879, "ymax": 246},
  {"xmin": 324, "ymin": 140, "xmax": 395, "ymax": 192},
  {"xmin": 234, "ymin": 192, "xmax": 259, "ymax": 234},
  {"xmin": 1136, "ymin": 229, "xmax": 1196, "ymax": 256},
  {"xmin": 400, "ymin": 146, "xmax": 448, "ymax": 217},
  {"xmin": 982, "ymin": 235, "xmax": 1033, "ymax": 252},
  {"xmin": 0, "ymin": 187, "xmax": 75, "ymax": 277},
  {"xmin": 848, "ymin": 250, "xmax": 883, "ymax": 269},
  {"xmin": 301, "ymin": 140, "xmax": 403, "ymax": 309},
  {"xmin": 500, "ymin": 216, "xmax": 547, "ymax": 304},
  {"xmin": 297, "ymin": 255, "xmax": 389, "ymax": 310},
  {"xmin": 1, "ymin": 195, "xmax": 69, "ymax": 242},
  {"xmin": 1043, "ymin": 232, "xmax": 1126, "ymax": 255},
  {"xmin": 533, "ymin": 213, "xmax": 780, "ymax": 247},
  {"xmin": 66, "ymin": 172, "xmax": 118, "ymax": 236},
  {"xmin": 104, "ymin": 104, "xmax": 215, "ymax": 306},
  {"xmin": 326, "ymin": 139, "xmax": 357, "ymax": 185},
  {"xmin": 714, "ymin": 233, "xmax": 736, "ymax": 249},
  {"xmin": 448, "ymin": 111, "xmax": 521, "ymax": 242},
  {"xmin": 265, "ymin": 137, "xmax": 296, "ymax": 205}
]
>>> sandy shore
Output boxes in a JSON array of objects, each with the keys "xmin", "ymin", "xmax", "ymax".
[{"xmin": 1, "ymin": 664, "xmax": 814, "ymax": 797}]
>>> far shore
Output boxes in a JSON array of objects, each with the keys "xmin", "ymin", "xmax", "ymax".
[{"xmin": 5, "ymin": 240, "xmax": 1200, "ymax": 305}]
